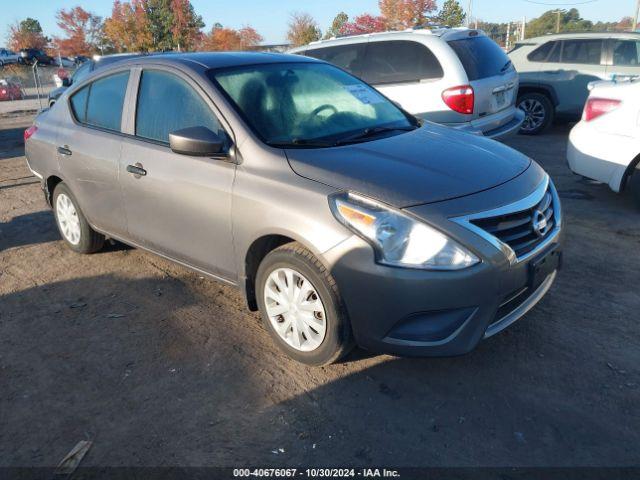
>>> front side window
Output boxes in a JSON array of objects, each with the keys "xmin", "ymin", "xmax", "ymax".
[
  {"xmin": 612, "ymin": 40, "xmax": 640, "ymax": 66},
  {"xmin": 135, "ymin": 70, "xmax": 227, "ymax": 146},
  {"xmin": 362, "ymin": 41, "xmax": 444, "ymax": 84},
  {"xmin": 69, "ymin": 71, "xmax": 129, "ymax": 132},
  {"xmin": 561, "ymin": 40, "xmax": 602, "ymax": 65},
  {"xmin": 209, "ymin": 62, "xmax": 415, "ymax": 147},
  {"xmin": 528, "ymin": 41, "xmax": 557, "ymax": 62}
]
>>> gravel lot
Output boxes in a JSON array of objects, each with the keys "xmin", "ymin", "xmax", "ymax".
[{"xmin": 1, "ymin": 112, "xmax": 639, "ymax": 469}]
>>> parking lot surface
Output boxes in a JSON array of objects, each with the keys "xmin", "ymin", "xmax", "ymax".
[{"xmin": 1, "ymin": 112, "xmax": 639, "ymax": 467}]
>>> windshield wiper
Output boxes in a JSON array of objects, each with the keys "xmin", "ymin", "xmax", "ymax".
[
  {"xmin": 333, "ymin": 125, "xmax": 417, "ymax": 146},
  {"xmin": 268, "ymin": 138, "xmax": 335, "ymax": 148}
]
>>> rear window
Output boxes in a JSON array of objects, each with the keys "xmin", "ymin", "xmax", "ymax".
[
  {"xmin": 360, "ymin": 41, "xmax": 444, "ymax": 84},
  {"xmin": 612, "ymin": 40, "xmax": 640, "ymax": 66},
  {"xmin": 70, "ymin": 71, "xmax": 129, "ymax": 132},
  {"xmin": 448, "ymin": 36, "xmax": 511, "ymax": 81},
  {"xmin": 527, "ymin": 41, "xmax": 557, "ymax": 62},
  {"xmin": 561, "ymin": 39, "xmax": 602, "ymax": 65},
  {"xmin": 304, "ymin": 44, "xmax": 366, "ymax": 77}
]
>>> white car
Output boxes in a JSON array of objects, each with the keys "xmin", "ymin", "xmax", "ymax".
[
  {"xmin": 0, "ymin": 48, "xmax": 20, "ymax": 67},
  {"xmin": 290, "ymin": 28, "xmax": 525, "ymax": 140},
  {"xmin": 567, "ymin": 78, "xmax": 640, "ymax": 207}
]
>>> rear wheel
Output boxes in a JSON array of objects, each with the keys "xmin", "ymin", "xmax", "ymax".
[
  {"xmin": 256, "ymin": 242, "xmax": 354, "ymax": 366},
  {"xmin": 518, "ymin": 92, "xmax": 554, "ymax": 135},
  {"xmin": 53, "ymin": 183, "xmax": 105, "ymax": 253}
]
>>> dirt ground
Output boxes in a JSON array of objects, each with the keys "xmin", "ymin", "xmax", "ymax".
[{"xmin": 1, "ymin": 112, "xmax": 639, "ymax": 469}]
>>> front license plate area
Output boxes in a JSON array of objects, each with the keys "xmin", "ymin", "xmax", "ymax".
[{"xmin": 529, "ymin": 248, "xmax": 562, "ymax": 289}]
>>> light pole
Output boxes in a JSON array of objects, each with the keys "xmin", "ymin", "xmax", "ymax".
[
  {"xmin": 634, "ymin": 0, "xmax": 640, "ymax": 31},
  {"xmin": 467, "ymin": 0, "xmax": 473, "ymax": 28}
]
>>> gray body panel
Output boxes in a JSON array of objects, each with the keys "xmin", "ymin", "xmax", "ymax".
[{"xmin": 25, "ymin": 52, "xmax": 562, "ymax": 357}]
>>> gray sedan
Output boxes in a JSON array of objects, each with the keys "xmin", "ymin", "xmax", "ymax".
[{"xmin": 24, "ymin": 53, "xmax": 563, "ymax": 365}]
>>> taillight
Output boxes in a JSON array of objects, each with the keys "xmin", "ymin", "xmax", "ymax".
[
  {"xmin": 1, "ymin": 89, "xmax": 6, "ymax": 95},
  {"xmin": 442, "ymin": 85, "xmax": 474, "ymax": 115},
  {"xmin": 584, "ymin": 98, "xmax": 621, "ymax": 122},
  {"xmin": 24, "ymin": 125, "xmax": 38, "ymax": 142}
]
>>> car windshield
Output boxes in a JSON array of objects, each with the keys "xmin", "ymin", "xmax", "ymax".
[{"xmin": 208, "ymin": 62, "xmax": 416, "ymax": 147}]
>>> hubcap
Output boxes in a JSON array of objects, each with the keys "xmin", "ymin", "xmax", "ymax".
[
  {"xmin": 263, "ymin": 268, "xmax": 327, "ymax": 352},
  {"xmin": 55, "ymin": 193, "xmax": 81, "ymax": 245},
  {"xmin": 519, "ymin": 98, "xmax": 546, "ymax": 132}
]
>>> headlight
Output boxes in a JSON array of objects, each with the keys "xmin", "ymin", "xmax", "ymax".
[{"xmin": 330, "ymin": 192, "xmax": 480, "ymax": 270}]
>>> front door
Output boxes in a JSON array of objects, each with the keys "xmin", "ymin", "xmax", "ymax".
[
  {"xmin": 606, "ymin": 38, "xmax": 640, "ymax": 80},
  {"xmin": 119, "ymin": 68, "xmax": 237, "ymax": 280}
]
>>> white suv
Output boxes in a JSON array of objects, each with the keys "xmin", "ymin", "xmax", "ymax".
[{"xmin": 290, "ymin": 28, "xmax": 524, "ymax": 140}]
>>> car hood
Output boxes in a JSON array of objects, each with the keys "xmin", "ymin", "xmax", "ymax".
[{"xmin": 285, "ymin": 123, "xmax": 531, "ymax": 208}]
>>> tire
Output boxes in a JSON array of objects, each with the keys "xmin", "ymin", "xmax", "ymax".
[
  {"xmin": 630, "ymin": 166, "xmax": 640, "ymax": 210},
  {"xmin": 256, "ymin": 242, "xmax": 354, "ymax": 366},
  {"xmin": 52, "ymin": 182, "xmax": 105, "ymax": 254},
  {"xmin": 517, "ymin": 92, "xmax": 554, "ymax": 135}
]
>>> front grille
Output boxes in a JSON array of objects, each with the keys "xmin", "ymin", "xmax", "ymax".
[{"xmin": 471, "ymin": 188, "xmax": 555, "ymax": 258}]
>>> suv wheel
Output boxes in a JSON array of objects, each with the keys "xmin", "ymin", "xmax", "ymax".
[
  {"xmin": 53, "ymin": 183, "xmax": 105, "ymax": 253},
  {"xmin": 256, "ymin": 242, "xmax": 354, "ymax": 366},
  {"xmin": 518, "ymin": 92, "xmax": 554, "ymax": 135}
]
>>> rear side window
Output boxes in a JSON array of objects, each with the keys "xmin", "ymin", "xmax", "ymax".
[
  {"xmin": 135, "ymin": 70, "xmax": 226, "ymax": 146},
  {"xmin": 561, "ymin": 39, "xmax": 602, "ymax": 65},
  {"xmin": 612, "ymin": 40, "xmax": 640, "ymax": 66},
  {"xmin": 360, "ymin": 40, "xmax": 444, "ymax": 84},
  {"xmin": 304, "ymin": 44, "xmax": 367, "ymax": 77},
  {"xmin": 527, "ymin": 41, "xmax": 557, "ymax": 62},
  {"xmin": 448, "ymin": 36, "xmax": 511, "ymax": 80},
  {"xmin": 70, "ymin": 71, "xmax": 129, "ymax": 132}
]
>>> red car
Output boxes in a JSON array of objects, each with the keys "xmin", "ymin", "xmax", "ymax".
[{"xmin": 0, "ymin": 80, "xmax": 23, "ymax": 101}]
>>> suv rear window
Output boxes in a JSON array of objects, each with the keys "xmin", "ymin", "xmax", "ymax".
[
  {"xmin": 527, "ymin": 41, "xmax": 557, "ymax": 62},
  {"xmin": 561, "ymin": 39, "xmax": 602, "ymax": 65},
  {"xmin": 303, "ymin": 44, "xmax": 366, "ymax": 77},
  {"xmin": 448, "ymin": 36, "xmax": 511, "ymax": 81}
]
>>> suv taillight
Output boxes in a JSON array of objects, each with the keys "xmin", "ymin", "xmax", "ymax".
[
  {"xmin": 24, "ymin": 125, "xmax": 38, "ymax": 141},
  {"xmin": 584, "ymin": 98, "xmax": 621, "ymax": 122},
  {"xmin": 442, "ymin": 85, "xmax": 474, "ymax": 115}
]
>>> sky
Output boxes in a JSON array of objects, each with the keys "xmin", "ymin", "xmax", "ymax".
[{"xmin": 3, "ymin": 0, "xmax": 635, "ymax": 45}]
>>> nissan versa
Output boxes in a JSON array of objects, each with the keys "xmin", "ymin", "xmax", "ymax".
[{"xmin": 24, "ymin": 53, "xmax": 563, "ymax": 365}]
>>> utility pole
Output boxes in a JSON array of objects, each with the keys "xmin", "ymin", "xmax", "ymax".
[
  {"xmin": 522, "ymin": 16, "xmax": 526, "ymax": 41},
  {"xmin": 506, "ymin": 22, "xmax": 511, "ymax": 50},
  {"xmin": 556, "ymin": 9, "xmax": 561, "ymax": 33},
  {"xmin": 634, "ymin": 0, "xmax": 640, "ymax": 31},
  {"xmin": 467, "ymin": 0, "xmax": 473, "ymax": 28}
]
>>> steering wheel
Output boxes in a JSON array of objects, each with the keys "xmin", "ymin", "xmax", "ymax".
[{"xmin": 309, "ymin": 104, "xmax": 338, "ymax": 118}]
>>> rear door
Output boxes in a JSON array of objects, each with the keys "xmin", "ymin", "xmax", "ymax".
[
  {"xmin": 358, "ymin": 39, "xmax": 447, "ymax": 121},
  {"xmin": 119, "ymin": 67, "xmax": 237, "ymax": 280},
  {"xmin": 552, "ymin": 39, "xmax": 607, "ymax": 116},
  {"xmin": 447, "ymin": 35, "xmax": 519, "ymax": 124},
  {"xmin": 57, "ymin": 70, "xmax": 130, "ymax": 237},
  {"xmin": 606, "ymin": 38, "xmax": 640, "ymax": 80}
]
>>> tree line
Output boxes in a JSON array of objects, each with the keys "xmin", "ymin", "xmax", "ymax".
[
  {"xmin": 6, "ymin": 0, "xmax": 263, "ymax": 57},
  {"xmin": 5, "ymin": 0, "xmax": 636, "ymax": 57}
]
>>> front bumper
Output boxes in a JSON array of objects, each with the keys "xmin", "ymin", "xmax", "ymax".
[{"xmin": 322, "ymin": 174, "xmax": 562, "ymax": 357}]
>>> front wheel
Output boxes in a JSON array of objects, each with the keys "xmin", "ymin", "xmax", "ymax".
[
  {"xmin": 53, "ymin": 182, "xmax": 105, "ymax": 253},
  {"xmin": 630, "ymin": 165, "xmax": 640, "ymax": 210},
  {"xmin": 256, "ymin": 242, "xmax": 354, "ymax": 366},
  {"xmin": 518, "ymin": 92, "xmax": 554, "ymax": 135}
]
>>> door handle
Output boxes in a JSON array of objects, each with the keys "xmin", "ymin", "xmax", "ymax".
[
  {"xmin": 57, "ymin": 146, "xmax": 72, "ymax": 156},
  {"xmin": 126, "ymin": 163, "xmax": 147, "ymax": 177}
]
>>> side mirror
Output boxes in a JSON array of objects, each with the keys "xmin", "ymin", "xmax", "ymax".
[
  {"xmin": 62, "ymin": 77, "xmax": 71, "ymax": 87},
  {"xmin": 169, "ymin": 126, "xmax": 226, "ymax": 156}
]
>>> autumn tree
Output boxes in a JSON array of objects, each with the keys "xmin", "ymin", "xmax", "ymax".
[
  {"xmin": 379, "ymin": 0, "xmax": 437, "ymax": 30},
  {"xmin": 325, "ymin": 12, "xmax": 349, "ymax": 39},
  {"xmin": 238, "ymin": 26, "xmax": 263, "ymax": 50},
  {"xmin": 436, "ymin": 0, "xmax": 466, "ymax": 27},
  {"xmin": 8, "ymin": 18, "xmax": 49, "ymax": 51},
  {"xmin": 104, "ymin": 0, "xmax": 153, "ymax": 52},
  {"xmin": 287, "ymin": 12, "xmax": 321, "ymax": 47},
  {"xmin": 53, "ymin": 7, "xmax": 104, "ymax": 57},
  {"xmin": 170, "ymin": 0, "xmax": 204, "ymax": 51},
  {"xmin": 341, "ymin": 14, "xmax": 387, "ymax": 35},
  {"xmin": 199, "ymin": 24, "xmax": 262, "ymax": 51}
]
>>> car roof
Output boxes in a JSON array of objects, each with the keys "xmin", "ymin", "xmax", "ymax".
[
  {"xmin": 291, "ymin": 27, "xmax": 484, "ymax": 51},
  {"xmin": 110, "ymin": 51, "xmax": 319, "ymax": 70},
  {"xmin": 522, "ymin": 31, "xmax": 640, "ymax": 43}
]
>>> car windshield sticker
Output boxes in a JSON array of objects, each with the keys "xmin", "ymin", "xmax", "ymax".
[{"xmin": 344, "ymin": 84, "xmax": 385, "ymax": 105}]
